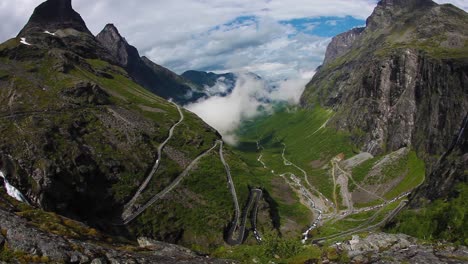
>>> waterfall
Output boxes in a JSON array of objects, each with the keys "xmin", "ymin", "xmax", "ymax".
[{"xmin": 0, "ymin": 171, "xmax": 29, "ymax": 204}]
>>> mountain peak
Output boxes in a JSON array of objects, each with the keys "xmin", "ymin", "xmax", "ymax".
[
  {"xmin": 18, "ymin": 0, "xmax": 91, "ymax": 37},
  {"xmin": 366, "ymin": 0, "xmax": 437, "ymax": 30},
  {"xmin": 102, "ymin": 24, "xmax": 121, "ymax": 37},
  {"xmin": 96, "ymin": 23, "xmax": 137, "ymax": 67},
  {"xmin": 377, "ymin": 0, "xmax": 435, "ymax": 7}
]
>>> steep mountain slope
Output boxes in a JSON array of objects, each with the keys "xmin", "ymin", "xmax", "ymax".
[
  {"xmin": 96, "ymin": 24, "xmax": 204, "ymax": 104},
  {"xmin": 300, "ymin": 0, "xmax": 467, "ymax": 201}
]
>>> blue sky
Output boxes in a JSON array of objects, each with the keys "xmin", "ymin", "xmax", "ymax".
[{"xmin": 281, "ymin": 16, "xmax": 366, "ymax": 37}]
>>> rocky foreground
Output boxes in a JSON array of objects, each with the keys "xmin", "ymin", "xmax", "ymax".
[
  {"xmin": 0, "ymin": 191, "xmax": 234, "ymax": 264},
  {"xmin": 332, "ymin": 233, "xmax": 468, "ymax": 264}
]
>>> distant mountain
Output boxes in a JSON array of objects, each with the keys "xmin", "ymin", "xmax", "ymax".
[
  {"xmin": 182, "ymin": 70, "xmax": 237, "ymax": 96},
  {"xmin": 96, "ymin": 24, "xmax": 204, "ymax": 104},
  {"xmin": 182, "ymin": 70, "xmax": 262, "ymax": 98}
]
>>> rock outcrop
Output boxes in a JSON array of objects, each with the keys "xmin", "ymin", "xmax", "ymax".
[
  {"xmin": 96, "ymin": 24, "xmax": 139, "ymax": 68},
  {"xmin": 334, "ymin": 233, "xmax": 468, "ymax": 263},
  {"xmin": 0, "ymin": 192, "xmax": 233, "ymax": 263},
  {"xmin": 365, "ymin": 0, "xmax": 437, "ymax": 31}
]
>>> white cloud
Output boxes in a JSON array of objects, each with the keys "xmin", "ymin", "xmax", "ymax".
[
  {"xmin": 185, "ymin": 73, "xmax": 268, "ymax": 144},
  {"xmin": 185, "ymin": 71, "xmax": 315, "ymax": 144}
]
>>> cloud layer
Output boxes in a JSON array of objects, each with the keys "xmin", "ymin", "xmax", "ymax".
[
  {"xmin": 1, "ymin": 0, "xmax": 466, "ymax": 81},
  {"xmin": 185, "ymin": 72, "xmax": 313, "ymax": 144}
]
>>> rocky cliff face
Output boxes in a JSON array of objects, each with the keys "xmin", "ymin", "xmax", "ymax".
[
  {"xmin": 300, "ymin": 0, "xmax": 468, "ymax": 202},
  {"xmin": 410, "ymin": 114, "xmax": 468, "ymax": 204},
  {"xmin": 96, "ymin": 24, "xmax": 202, "ymax": 104},
  {"xmin": 323, "ymin": 27, "xmax": 364, "ymax": 66},
  {"xmin": 96, "ymin": 24, "xmax": 139, "ymax": 68}
]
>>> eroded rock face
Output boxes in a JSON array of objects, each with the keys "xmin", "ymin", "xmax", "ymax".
[
  {"xmin": 410, "ymin": 115, "xmax": 468, "ymax": 204},
  {"xmin": 323, "ymin": 27, "xmax": 364, "ymax": 66},
  {"xmin": 96, "ymin": 24, "xmax": 138, "ymax": 68},
  {"xmin": 18, "ymin": 0, "xmax": 92, "ymax": 37}
]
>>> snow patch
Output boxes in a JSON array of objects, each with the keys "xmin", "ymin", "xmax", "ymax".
[
  {"xmin": 20, "ymin": 38, "xmax": 31, "ymax": 46},
  {"xmin": 44, "ymin": 31, "xmax": 56, "ymax": 36}
]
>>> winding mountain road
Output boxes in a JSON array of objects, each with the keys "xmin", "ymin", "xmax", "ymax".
[
  {"xmin": 123, "ymin": 102, "xmax": 184, "ymax": 216},
  {"xmin": 312, "ymin": 200, "xmax": 408, "ymax": 243},
  {"xmin": 219, "ymin": 141, "xmax": 241, "ymax": 227},
  {"xmin": 122, "ymin": 141, "xmax": 219, "ymax": 224},
  {"xmin": 220, "ymin": 141, "xmax": 263, "ymax": 245}
]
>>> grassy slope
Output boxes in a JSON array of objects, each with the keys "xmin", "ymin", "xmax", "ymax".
[
  {"xmin": 388, "ymin": 183, "xmax": 468, "ymax": 246},
  {"xmin": 350, "ymin": 150, "xmax": 426, "ymax": 202}
]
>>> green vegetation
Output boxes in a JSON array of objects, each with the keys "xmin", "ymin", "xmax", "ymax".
[
  {"xmin": 213, "ymin": 233, "xmax": 349, "ymax": 264},
  {"xmin": 0, "ymin": 244, "xmax": 51, "ymax": 264},
  {"xmin": 351, "ymin": 157, "xmax": 381, "ymax": 190},
  {"xmin": 131, "ymin": 151, "xmax": 234, "ymax": 252},
  {"xmin": 388, "ymin": 183, "xmax": 468, "ymax": 245},
  {"xmin": 383, "ymin": 152, "xmax": 425, "ymax": 199},
  {"xmin": 237, "ymin": 105, "xmax": 355, "ymax": 201},
  {"xmin": 315, "ymin": 200, "xmax": 402, "ymax": 239},
  {"xmin": 376, "ymin": 37, "xmax": 468, "ymax": 59},
  {"xmin": 349, "ymin": 150, "xmax": 425, "ymax": 201}
]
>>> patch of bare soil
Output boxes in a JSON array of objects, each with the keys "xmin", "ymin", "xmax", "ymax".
[
  {"xmin": 138, "ymin": 104, "xmax": 166, "ymax": 113},
  {"xmin": 310, "ymin": 160, "xmax": 326, "ymax": 169},
  {"xmin": 354, "ymin": 173, "xmax": 406, "ymax": 203},
  {"xmin": 352, "ymin": 189, "xmax": 378, "ymax": 204},
  {"xmin": 164, "ymin": 146, "xmax": 191, "ymax": 168},
  {"xmin": 271, "ymin": 176, "xmax": 296, "ymax": 205}
]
